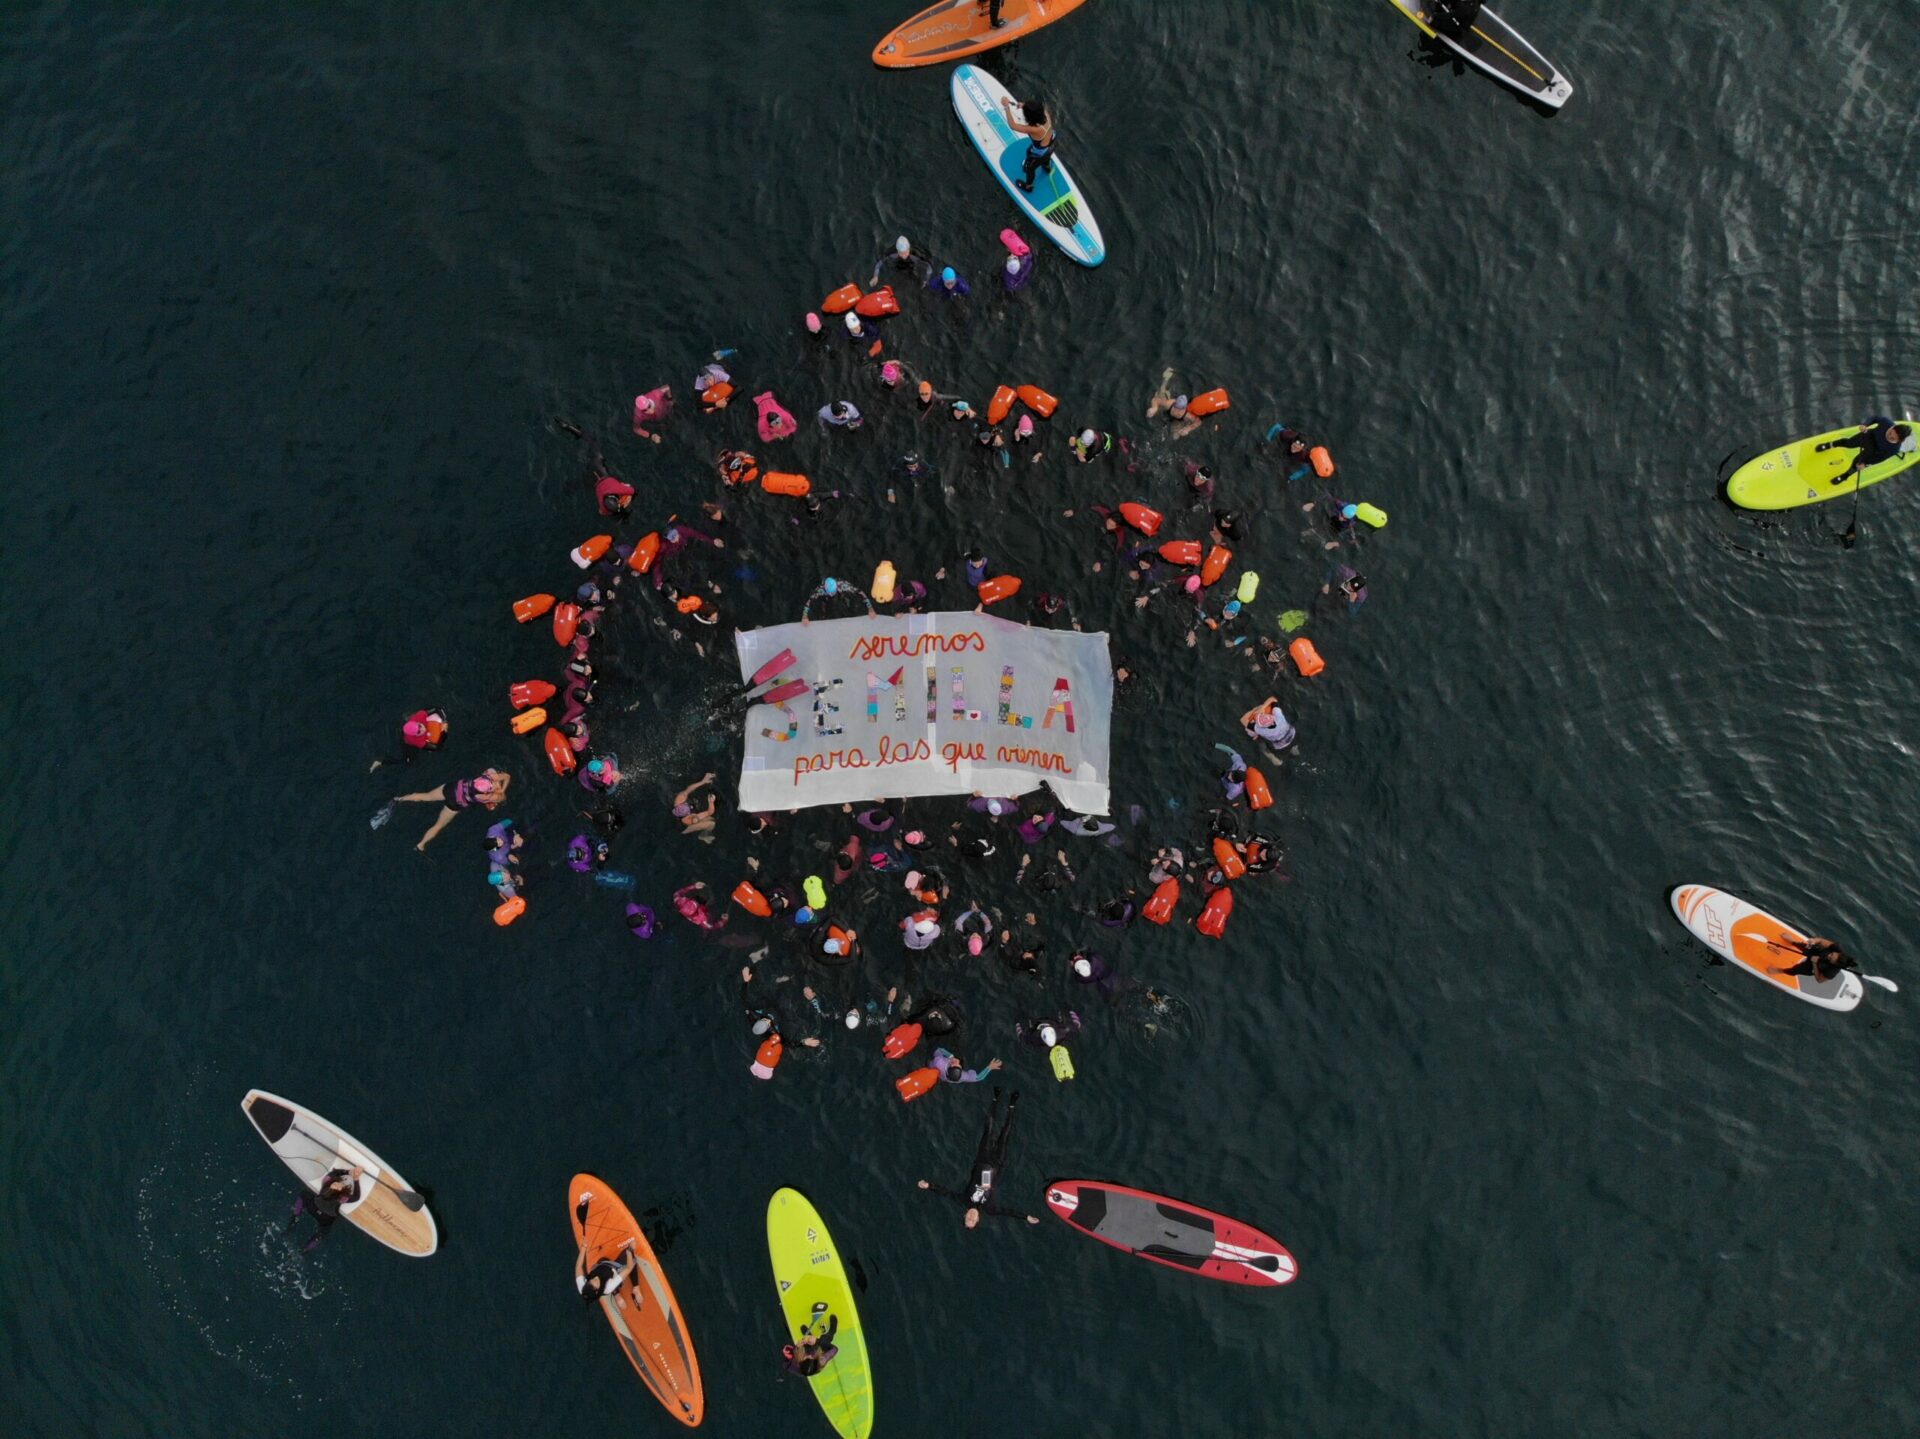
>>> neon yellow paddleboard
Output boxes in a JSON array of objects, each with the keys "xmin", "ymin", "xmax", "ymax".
[
  {"xmin": 768, "ymin": 1188, "xmax": 873, "ymax": 1439},
  {"xmin": 1727, "ymin": 421, "xmax": 1920, "ymax": 510}
]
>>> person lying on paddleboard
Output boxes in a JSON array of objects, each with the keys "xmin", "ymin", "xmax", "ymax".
[
  {"xmin": 575, "ymin": 1236, "xmax": 637, "ymax": 1301},
  {"xmin": 1782, "ymin": 936, "xmax": 1859, "ymax": 983},
  {"xmin": 781, "ymin": 1306, "xmax": 840, "ymax": 1376},
  {"xmin": 1001, "ymin": 94, "xmax": 1056, "ymax": 194},
  {"xmin": 916, "ymin": 1088, "xmax": 1041, "ymax": 1228},
  {"xmin": 287, "ymin": 1164, "xmax": 364, "ymax": 1252},
  {"xmin": 1819, "ymin": 416, "xmax": 1915, "ymax": 484}
]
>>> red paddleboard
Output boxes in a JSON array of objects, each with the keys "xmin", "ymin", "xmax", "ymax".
[
  {"xmin": 1044, "ymin": 1180, "xmax": 1296, "ymax": 1287},
  {"xmin": 872, "ymin": 0, "xmax": 1090, "ymax": 68}
]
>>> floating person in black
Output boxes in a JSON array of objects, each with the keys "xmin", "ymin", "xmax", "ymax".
[
  {"xmin": 915, "ymin": 1089, "xmax": 1041, "ymax": 1228},
  {"xmin": 287, "ymin": 1164, "xmax": 364, "ymax": 1253}
]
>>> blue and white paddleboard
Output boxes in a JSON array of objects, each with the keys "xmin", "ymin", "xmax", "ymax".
[{"xmin": 950, "ymin": 63, "xmax": 1104, "ymax": 267}]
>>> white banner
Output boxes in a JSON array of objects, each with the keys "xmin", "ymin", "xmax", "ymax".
[{"xmin": 734, "ymin": 612, "xmax": 1113, "ymax": 814}]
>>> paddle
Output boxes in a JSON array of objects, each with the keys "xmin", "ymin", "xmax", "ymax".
[
  {"xmin": 288, "ymin": 1121, "xmax": 427, "ymax": 1211},
  {"xmin": 718, "ymin": 648, "xmax": 796, "ymax": 703},
  {"xmin": 1752, "ymin": 936, "xmax": 1897, "ymax": 993}
]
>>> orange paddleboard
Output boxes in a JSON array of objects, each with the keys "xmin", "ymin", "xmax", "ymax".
[
  {"xmin": 570, "ymin": 1174, "xmax": 706, "ymax": 1426},
  {"xmin": 1669, "ymin": 884, "xmax": 1864, "ymax": 1012},
  {"xmin": 872, "ymin": 0, "xmax": 1090, "ymax": 68}
]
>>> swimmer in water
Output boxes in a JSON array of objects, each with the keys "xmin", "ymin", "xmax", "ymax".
[
  {"xmin": 1071, "ymin": 949, "xmax": 1120, "ymax": 995},
  {"xmin": 1146, "ymin": 368, "xmax": 1202, "ymax": 439},
  {"xmin": 1070, "ymin": 428, "xmax": 1114, "ymax": 463},
  {"xmin": 1265, "ymin": 422, "xmax": 1317, "ymax": 480},
  {"xmin": 915, "ymin": 1089, "xmax": 1040, "ymax": 1228},
  {"xmin": 671, "ymin": 773, "xmax": 718, "ymax": 839},
  {"xmin": 594, "ymin": 474, "xmax": 634, "ymax": 517},
  {"xmin": 928, "ymin": 265, "xmax": 971, "ymax": 300},
  {"xmin": 1241, "ymin": 697, "xmax": 1297, "ymax": 750},
  {"xmin": 631, "ymin": 385, "xmax": 672, "ymax": 442},
  {"xmin": 393, "ymin": 768, "xmax": 510, "ymax": 851},
  {"xmin": 933, "ymin": 1047, "xmax": 1003, "ymax": 1084},
  {"xmin": 870, "ymin": 233, "xmax": 930, "ymax": 288},
  {"xmin": 818, "ymin": 400, "xmax": 864, "ymax": 431}
]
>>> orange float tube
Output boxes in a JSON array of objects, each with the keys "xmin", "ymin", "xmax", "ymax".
[
  {"xmin": 760, "ymin": 470, "xmax": 811, "ymax": 497},
  {"xmin": 1142, "ymin": 876, "xmax": 1181, "ymax": 925},
  {"xmin": 731, "ymin": 881, "xmax": 773, "ymax": 918},
  {"xmin": 895, "ymin": 1067, "xmax": 940, "ymax": 1102},
  {"xmin": 987, "ymin": 385, "xmax": 1017, "ymax": 426},
  {"xmin": 1187, "ymin": 387, "xmax": 1231, "ymax": 418},
  {"xmin": 510, "ymin": 679, "xmax": 556, "ymax": 709},
  {"xmin": 855, "ymin": 285, "xmax": 900, "ymax": 318},
  {"xmin": 1119, "ymin": 502, "xmax": 1164, "ymax": 536},
  {"xmin": 493, "ymin": 896, "xmax": 526, "ymax": 927},
  {"xmin": 751, "ymin": 1034, "xmax": 784, "ymax": 1080},
  {"xmin": 1157, "ymin": 539, "xmax": 1202, "ymax": 567},
  {"xmin": 821, "ymin": 283, "xmax": 863, "ymax": 314},
  {"xmin": 627, "ymin": 531, "xmax": 661, "ymax": 574},
  {"xmin": 1310, "ymin": 445, "xmax": 1336, "ymax": 479},
  {"xmin": 1195, "ymin": 887, "xmax": 1234, "ymax": 939},
  {"xmin": 510, "ymin": 706, "xmax": 548, "ymax": 735},
  {"xmin": 1200, "ymin": 546, "xmax": 1233, "ymax": 587},
  {"xmin": 1015, "ymin": 384, "xmax": 1058, "ymax": 418},
  {"xmin": 883, "ymin": 1022, "xmax": 923, "ymax": 1060},
  {"xmin": 570, "ymin": 533, "xmax": 612, "ymax": 568},
  {"xmin": 975, "ymin": 575, "xmax": 1022, "ymax": 606},
  {"xmin": 1290, "ymin": 637, "xmax": 1326, "ymax": 677},
  {"xmin": 1245, "ymin": 765, "xmax": 1274, "ymax": 811},
  {"xmin": 544, "ymin": 727, "xmax": 577, "ymax": 775},
  {"xmin": 1211, "ymin": 835, "xmax": 1248, "ymax": 881},
  {"xmin": 675, "ymin": 594, "xmax": 703, "ymax": 615},
  {"xmin": 513, "ymin": 593, "xmax": 556, "ymax": 623},
  {"xmin": 552, "ymin": 602, "xmax": 581, "ymax": 646}
]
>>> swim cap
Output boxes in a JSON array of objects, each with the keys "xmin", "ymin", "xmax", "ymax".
[
  {"xmin": 1039, "ymin": 1024, "xmax": 1058, "ymax": 1048},
  {"xmin": 918, "ymin": 380, "xmax": 933, "ymax": 403},
  {"xmin": 1072, "ymin": 957, "xmax": 1092, "ymax": 978},
  {"xmin": 881, "ymin": 361, "xmax": 902, "ymax": 385},
  {"xmin": 1341, "ymin": 503, "xmax": 1359, "ymax": 519},
  {"xmin": 904, "ymin": 829, "xmax": 926, "ymax": 845},
  {"xmin": 1173, "ymin": 395, "xmax": 1189, "ymax": 412},
  {"xmin": 1078, "ymin": 429, "xmax": 1097, "ymax": 446},
  {"xmin": 942, "ymin": 266, "xmax": 956, "ymax": 284},
  {"xmin": 751, "ymin": 1014, "xmax": 773, "ymax": 1036},
  {"xmin": 824, "ymin": 577, "xmax": 839, "ymax": 595},
  {"xmin": 795, "ymin": 906, "xmax": 814, "ymax": 924},
  {"xmin": 1016, "ymin": 415, "xmax": 1034, "ymax": 436},
  {"xmin": 895, "ymin": 235, "xmax": 911, "ymax": 256},
  {"xmin": 1184, "ymin": 575, "xmax": 1202, "ymax": 594},
  {"xmin": 844, "ymin": 1009, "xmax": 861, "ymax": 1030},
  {"xmin": 968, "ymin": 935, "xmax": 983, "ymax": 957},
  {"xmin": 913, "ymin": 919, "xmax": 937, "ymax": 938},
  {"xmin": 1224, "ymin": 600, "xmax": 1242, "ymax": 617},
  {"xmin": 1004, "ymin": 255, "xmax": 1020, "ymax": 274},
  {"xmin": 845, "ymin": 312, "xmax": 862, "ymax": 333},
  {"xmin": 403, "ymin": 720, "xmax": 425, "ymax": 738},
  {"xmin": 805, "ymin": 312, "xmax": 822, "ymax": 333},
  {"xmin": 473, "ymin": 776, "xmax": 494, "ymax": 793},
  {"xmin": 672, "ymin": 802, "xmax": 691, "ymax": 818},
  {"xmin": 587, "ymin": 759, "xmax": 605, "ymax": 774},
  {"xmin": 488, "ymin": 870, "xmax": 508, "ymax": 887}
]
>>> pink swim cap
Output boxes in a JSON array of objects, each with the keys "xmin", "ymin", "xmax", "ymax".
[
  {"xmin": 1015, "ymin": 415, "xmax": 1034, "ymax": 436},
  {"xmin": 805, "ymin": 312, "xmax": 822, "ymax": 334},
  {"xmin": 968, "ymin": 935, "xmax": 984, "ymax": 957},
  {"xmin": 403, "ymin": 720, "xmax": 425, "ymax": 738},
  {"xmin": 880, "ymin": 361, "xmax": 902, "ymax": 386},
  {"xmin": 1184, "ymin": 575, "xmax": 1202, "ymax": 594}
]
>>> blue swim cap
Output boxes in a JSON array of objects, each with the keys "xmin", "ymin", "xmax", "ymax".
[
  {"xmin": 824, "ymin": 577, "xmax": 838, "ymax": 595},
  {"xmin": 1341, "ymin": 504, "xmax": 1359, "ymax": 519},
  {"xmin": 795, "ymin": 906, "xmax": 814, "ymax": 925},
  {"xmin": 587, "ymin": 759, "xmax": 604, "ymax": 774},
  {"xmin": 488, "ymin": 869, "xmax": 508, "ymax": 887},
  {"xmin": 1224, "ymin": 600, "xmax": 1242, "ymax": 617},
  {"xmin": 942, "ymin": 266, "xmax": 956, "ymax": 284}
]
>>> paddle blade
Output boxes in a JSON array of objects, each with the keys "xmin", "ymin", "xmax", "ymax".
[
  {"xmin": 1864, "ymin": 974, "xmax": 1899, "ymax": 993},
  {"xmin": 395, "ymin": 1187, "xmax": 426, "ymax": 1212},
  {"xmin": 575, "ymin": 1196, "xmax": 591, "ymax": 1226}
]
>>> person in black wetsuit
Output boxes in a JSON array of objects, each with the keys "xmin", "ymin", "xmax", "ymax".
[
  {"xmin": 288, "ymin": 1164, "xmax": 364, "ymax": 1252},
  {"xmin": 1818, "ymin": 417, "xmax": 1914, "ymax": 485},
  {"xmin": 915, "ymin": 1089, "xmax": 1041, "ymax": 1229},
  {"xmin": 1782, "ymin": 936, "xmax": 1859, "ymax": 984},
  {"xmin": 1427, "ymin": 0, "xmax": 1483, "ymax": 42}
]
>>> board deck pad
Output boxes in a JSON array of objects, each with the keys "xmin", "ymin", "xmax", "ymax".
[
  {"xmin": 1389, "ymin": 1, "xmax": 1573, "ymax": 108},
  {"xmin": 951, "ymin": 62, "xmax": 1104, "ymax": 267},
  {"xmin": 872, "ymin": 0, "xmax": 1089, "ymax": 69},
  {"xmin": 1670, "ymin": 885, "xmax": 1864, "ymax": 1011},
  {"xmin": 241, "ymin": 1089, "xmax": 439, "ymax": 1256}
]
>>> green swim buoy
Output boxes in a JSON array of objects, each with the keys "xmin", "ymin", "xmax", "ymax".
[
  {"xmin": 1049, "ymin": 1044, "xmax": 1075, "ymax": 1082},
  {"xmin": 1278, "ymin": 609, "xmax": 1309, "ymax": 633}
]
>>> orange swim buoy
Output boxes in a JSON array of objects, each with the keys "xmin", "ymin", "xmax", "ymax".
[
  {"xmin": 1015, "ymin": 384, "xmax": 1058, "ymax": 418},
  {"xmin": 1211, "ymin": 835, "xmax": 1248, "ymax": 881},
  {"xmin": 987, "ymin": 385, "xmax": 1017, "ymax": 426},
  {"xmin": 675, "ymin": 594, "xmax": 703, "ymax": 615},
  {"xmin": 751, "ymin": 1033, "xmax": 784, "ymax": 1080},
  {"xmin": 1195, "ymin": 886, "xmax": 1234, "ymax": 939},
  {"xmin": 1187, "ymin": 387, "xmax": 1231, "ymax": 418},
  {"xmin": 895, "ymin": 1066, "xmax": 940, "ymax": 1102},
  {"xmin": 509, "ymin": 679, "xmax": 556, "ymax": 710},
  {"xmin": 1310, "ymin": 445, "xmax": 1335, "ymax": 479},
  {"xmin": 1119, "ymin": 502, "xmax": 1164, "ymax": 537},
  {"xmin": 976, "ymin": 575, "xmax": 1022, "ymax": 606},
  {"xmin": 855, "ymin": 286, "xmax": 900, "ymax": 318},
  {"xmin": 552, "ymin": 602, "xmax": 581, "ymax": 646},
  {"xmin": 1290, "ymin": 637, "xmax": 1326, "ymax": 677},
  {"xmin": 510, "ymin": 706, "xmax": 547, "ymax": 735},
  {"xmin": 1200, "ymin": 545, "xmax": 1233, "ymax": 587},
  {"xmin": 821, "ymin": 283, "xmax": 863, "ymax": 314},
  {"xmin": 570, "ymin": 534, "xmax": 612, "ymax": 568},
  {"xmin": 513, "ymin": 593, "xmax": 556, "ymax": 624},
  {"xmin": 627, "ymin": 531, "xmax": 661, "ymax": 574},
  {"xmin": 760, "ymin": 470, "xmax": 811, "ymax": 497},
  {"xmin": 882, "ymin": 1022, "xmax": 923, "ymax": 1060},
  {"xmin": 699, "ymin": 380, "xmax": 734, "ymax": 411},
  {"xmin": 1245, "ymin": 765, "xmax": 1273, "ymax": 811},
  {"xmin": 493, "ymin": 896, "xmax": 526, "ymax": 927},
  {"xmin": 1157, "ymin": 539, "xmax": 1203, "ymax": 567},
  {"xmin": 731, "ymin": 881, "xmax": 773, "ymax": 918},
  {"xmin": 544, "ymin": 727, "xmax": 577, "ymax": 775},
  {"xmin": 1142, "ymin": 876, "xmax": 1181, "ymax": 925}
]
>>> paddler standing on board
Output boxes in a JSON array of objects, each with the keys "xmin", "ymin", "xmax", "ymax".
[{"xmin": 1001, "ymin": 94, "xmax": 1056, "ymax": 194}]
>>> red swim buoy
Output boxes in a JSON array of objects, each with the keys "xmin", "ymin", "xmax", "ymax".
[
  {"xmin": 1310, "ymin": 445, "xmax": 1335, "ymax": 479},
  {"xmin": 509, "ymin": 679, "xmax": 556, "ymax": 710},
  {"xmin": 854, "ymin": 285, "xmax": 900, "ymax": 318},
  {"xmin": 751, "ymin": 1034, "xmax": 784, "ymax": 1080},
  {"xmin": 570, "ymin": 534, "xmax": 611, "ymax": 569},
  {"xmin": 544, "ymin": 727, "xmax": 577, "ymax": 775},
  {"xmin": 1290, "ymin": 637, "xmax": 1326, "ymax": 677},
  {"xmin": 987, "ymin": 385, "xmax": 1017, "ymax": 426},
  {"xmin": 1187, "ymin": 387, "xmax": 1231, "ymax": 418},
  {"xmin": 1157, "ymin": 539, "xmax": 1203, "ymax": 567},
  {"xmin": 1015, "ymin": 384, "xmax": 1058, "ymax": 418},
  {"xmin": 1200, "ymin": 546, "xmax": 1233, "ymax": 587},
  {"xmin": 976, "ymin": 575, "xmax": 1022, "ymax": 606},
  {"xmin": 1142, "ymin": 876, "xmax": 1181, "ymax": 925},
  {"xmin": 552, "ymin": 602, "xmax": 581, "ymax": 647},
  {"xmin": 760, "ymin": 470, "xmax": 811, "ymax": 497},
  {"xmin": 882, "ymin": 1022, "xmax": 923, "ymax": 1060},
  {"xmin": 895, "ymin": 1066, "xmax": 940, "ymax": 1102},
  {"xmin": 1245, "ymin": 765, "xmax": 1273, "ymax": 811},
  {"xmin": 513, "ymin": 593, "xmax": 556, "ymax": 624},
  {"xmin": 1195, "ymin": 887, "xmax": 1234, "ymax": 939},
  {"xmin": 1211, "ymin": 835, "xmax": 1248, "ymax": 881},
  {"xmin": 627, "ymin": 531, "xmax": 661, "ymax": 574},
  {"xmin": 821, "ymin": 283, "xmax": 863, "ymax": 314},
  {"xmin": 731, "ymin": 880, "xmax": 773, "ymax": 918},
  {"xmin": 1119, "ymin": 502, "xmax": 1164, "ymax": 537}
]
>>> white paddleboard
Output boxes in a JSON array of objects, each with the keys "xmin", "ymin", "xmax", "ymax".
[
  {"xmin": 951, "ymin": 63, "xmax": 1104, "ymax": 267},
  {"xmin": 1391, "ymin": 2, "xmax": 1573, "ymax": 109},
  {"xmin": 1669, "ymin": 885, "xmax": 1865, "ymax": 1012},
  {"xmin": 241, "ymin": 1089, "xmax": 440, "ymax": 1255}
]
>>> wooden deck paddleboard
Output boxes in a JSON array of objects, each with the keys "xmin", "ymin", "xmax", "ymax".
[
  {"xmin": 240, "ymin": 1089, "xmax": 438, "ymax": 1257},
  {"xmin": 570, "ymin": 1174, "xmax": 705, "ymax": 1426},
  {"xmin": 873, "ymin": 0, "xmax": 1090, "ymax": 69},
  {"xmin": 1669, "ymin": 884, "xmax": 1864, "ymax": 1011}
]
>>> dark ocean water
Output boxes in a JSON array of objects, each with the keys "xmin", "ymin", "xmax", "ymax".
[{"xmin": 4, "ymin": 2, "xmax": 1919, "ymax": 1435}]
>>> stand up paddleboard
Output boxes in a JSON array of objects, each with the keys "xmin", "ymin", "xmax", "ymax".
[
  {"xmin": 768, "ymin": 1188, "xmax": 873, "ymax": 1439},
  {"xmin": 1389, "ymin": 1, "xmax": 1573, "ymax": 109},
  {"xmin": 1669, "ymin": 884, "xmax": 1864, "ymax": 1012},
  {"xmin": 952, "ymin": 63, "xmax": 1104, "ymax": 267},
  {"xmin": 570, "ymin": 1174, "xmax": 705, "ymax": 1426},
  {"xmin": 1726, "ymin": 420, "xmax": 1920, "ymax": 510},
  {"xmin": 873, "ymin": 0, "xmax": 1090, "ymax": 69},
  {"xmin": 240, "ymin": 1089, "xmax": 438, "ymax": 1256},
  {"xmin": 1045, "ymin": 1179, "xmax": 1297, "ymax": 1286}
]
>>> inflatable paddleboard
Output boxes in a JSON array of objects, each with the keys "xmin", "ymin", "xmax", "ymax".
[
  {"xmin": 768, "ymin": 1188, "xmax": 873, "ymax": 1439},
  {"xmin": 951, "ymin": 63, "xmax": 1104, "ymax": 267},
  {"xmin": 570, "ymin": 1174, "xmax": 705, "ymax": 1426},
  {"xmin": 240, "ymin": 1089, "xmax": 438, "ymax": 1257},
  {"xmin": 1669, "ymin": 885, "xmax": 1864, "ymax": 1012},
  {"xmin": 1389, "ymin": 1, "xmax": 1573, "ymax": 109},
  {"xmin": 1726, "ymin": 421, "xmax": 1920, "ymax": 510},
  {"xmin": 1045, "ymin": 1179, "xmax": 1296, "ymax": 1286},
  {"xmin": 874, "ymin": 0, "xmax": 1090, "ymax": 68}
]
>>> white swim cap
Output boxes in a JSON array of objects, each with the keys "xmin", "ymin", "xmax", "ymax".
[
  {"xmin": 1072, "ymin": 957, "xmax": 1092, "ymax": 978},
  {"xmin": 844, "ymin": 1010, "xmax": 861, "ymax": 1030},
  {"xmin": 895, "ymin": 235, "xmax": 911, "ymax": 255},
  {"xmin": 845, "ymin": 312, "xmax": 862, "ymax": 333},
  {"xmin": 1005, "ymin": 255, "xmax": 1020, "ymax": 274},
  {"xmin": 1039, "ymin": 1024, "xmax": 1058, "ymax": 1048},
  {"xmin": 1079, "ymin": 429, "xmax": 1097, "ymax": 446}
]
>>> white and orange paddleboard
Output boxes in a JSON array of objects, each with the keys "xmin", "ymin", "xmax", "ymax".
[{"xmin": 1669, "ymin": 884, "xmax": 1863, "ymax": 1012}]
